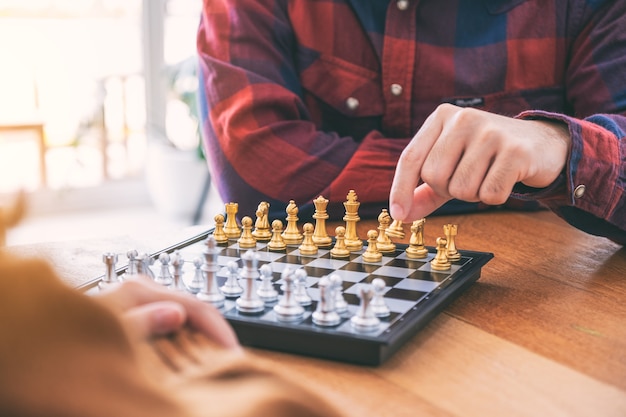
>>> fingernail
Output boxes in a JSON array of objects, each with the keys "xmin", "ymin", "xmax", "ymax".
[
  {"xmin": 153, "ymin": 307, "xmax": 185, "ymax": 332},
  {"xmin": 390, "ymin": 203, "xmax": 404, "ymax": 221}
]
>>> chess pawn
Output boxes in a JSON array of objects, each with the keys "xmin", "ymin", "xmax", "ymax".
[
  {"xmin": 293, "ymin": 268, "xmax": 312, "ymax": 306},
  {"xmin": 154, "ymin": 252, "xmax": 174, "ymax": 287},
  {"xmin": 198, "ymin": 236, "xmax": 225, "ymax": 307},
  {"xmin": 330, "ymin": 226, "xmax": 350, "ymax": 258},
  {"xmin": 122, "ymin": 249, "xmax": 140, "ymax": 281},
  {"xmin": 430, "ymin": 237, "xmax": 451, "ymax": 271},
  {"xmin": 362, "ymin": 229, "xmax": 383, "ymax": 263},
  {"xmin": 298, "ymin": 223, "xmax": 318, "ymax": 255},
  {"xmin": 312, "ymin": 195, "xmax": 332, "ymax": 247},
  {"xmin": 99, "ymin": 252, "xmax": 119, "ymax": 290},
  {"xmin": 223, "ymin": 202, "xmax": 241, "ymax": 239},
  {"xmin": 252, "ymin": 201, "xmax": 272, "ymax": 241},
  {"xmin": 376, "ymin": 209, "xmax": 396, "ymax": 253},
  {"xmin": 257, "ymin": 264, "xmax": 278, "ymax": 303},
  {"xmin": 268, "ymin": 219, "xmax": 287, "ymax": 251},
  {"xmin": 212, "ymin": 213, "xmax": 229, "ymax": 244},
  {"xmin": 236, "ymin": 250, "xmax": 265, "ymax": 314},
  {"xmin": 187, "ymin": 257, "xmax": 204, "ymax": 294},
  {"xmin": 136, "ymin": 253, "xmax": 155, "ymax": 280},
  {"xmin": 282, "ymin": 200, "xmax": 303, "ymax": 245},
  {"xmin": 220, "ymin": 260, "xmax": 243, "ymax": 297},
  {"xmin": 406, "ymin": 218, "xmax": 428, "ymax": 259},
  {"xmin": 343, "ymin": 189, "xmax": 362, "ymax": 251},
  {"xmin": 170, "ymin": 250, "xmax": 187, "ymax": 291},
  {"xmin": 238, "ymin": 216, "xmax": 257, "ymax": 248},
  {"xmin": 386, "ymin": 219, "xmax": 405, "ymax": 239},
  {"xmin": 329, "ymin": 273, "xmax": 348, "ymax": 314},
  {"xmin": 370, "ymin": 278, "xmax": 390, "ymax": 318},
  {"xmin": 273, "ymin": 267, "xmax": 305, "ymax": 321},
  {"xmin": 443, "ymin": 224, "xmax": 461, "ymax": 261},
  {"xmin": 312, "ymin": 276, "xmax": 340, "ymax": 327},
  {"xmin": 350, "ymin": 284, "xmax": 380, "ymax": 332}
]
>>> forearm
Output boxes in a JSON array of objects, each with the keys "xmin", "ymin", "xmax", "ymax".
[{"xmin": 513, "ymin": 111, "xmax": 626, "ymax": 244}]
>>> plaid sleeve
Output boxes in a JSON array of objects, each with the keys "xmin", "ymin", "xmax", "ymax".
[
  {"xmin": 512, "ymin": 0, "xmax": 626, "ymax": 243},
  {"xmin": 197, "ymin": 0, "xmax": 407, "ymax": 219}
]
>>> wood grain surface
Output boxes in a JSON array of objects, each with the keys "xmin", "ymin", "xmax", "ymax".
[{"xmin": 248, "ymin": 210, "xmax": 626, "ymax": 416}]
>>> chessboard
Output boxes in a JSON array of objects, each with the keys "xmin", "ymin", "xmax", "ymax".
[{"xmin": 83, "ymin": 234, "xmax": 492, "ymax": 366}]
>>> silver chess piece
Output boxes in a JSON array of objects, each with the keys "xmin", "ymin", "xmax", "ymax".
[
  {"xmin": 136, "ymin": 253, "xmax": 155, "ymax": 280},
  {"xmin": 170, "ymin": 250, "xmax": 186, "ymax": 291},
  {"xmin": 312, "ymin": 276, "xmax": 340, "ymax": 327},
  {"xmin": 186, "ymin": 257, "xmax": 204, "ymax": 294},
  {"xmin": 350, "ymin": 284, "xmax": 380, "ymax": 332},
  {"xmin": 370, "ymin": 278, "xmax": 390, "ymax": 318},
  {"xmin": 236, "ymin": 250, "xmax": 265, "ymax": 313},
  {"xmin": 154, "ymin": 252, "xmax": 174, "ymax": 287},
  {"xmin": 220, "ymin": 260, "xmax": 244, "ymax": 297},
  {"xmin": 99, "ymin": 252, "xmax": 120, "ymax": 290},
  {"xmin": 273, "ymin": 267, "xmax": 304, "ymax": 321},
  {"xmin": 257, "ymin": 263, "xmax": 278, "ymax": 303},
  {"xmin": 197, "ymin": 236, "xmax": 225, "ymax": 307},
  {"xmin": 293, "ymin": 268, "xmax": 312, "ymax": 306},
  {"xmin": 329, "ymin": 273, "xmax": 348, "ymax": 314},
  {"xmin": 122, "ymin": 249, "xmax": 140, "ymax": 281}
]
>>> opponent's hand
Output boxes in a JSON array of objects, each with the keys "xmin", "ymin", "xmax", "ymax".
[
  {"xmin": 94, "ymin": 277, "xmax": 240, "ymax": 349},
  {"xmin": 389, "ymin": 104, "xmax": 571, "ymax": 222}
]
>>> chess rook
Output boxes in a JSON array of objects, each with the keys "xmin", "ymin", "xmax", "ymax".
[
  {"xmin": 99, "ymin": 252, "xmax": 119, "ymax": 290},
  {"xmin": 223, "ymin": 202, "xmax": 241, "ymax": 239}
]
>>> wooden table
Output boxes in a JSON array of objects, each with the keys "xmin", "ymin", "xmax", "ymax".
[
  {"xmin": 13, "ymin": 209, "xmax": 624, "ymax": 416},
  {"xmin": 249, "ymin": 210, "xmax": 626, "ymax": 417}
]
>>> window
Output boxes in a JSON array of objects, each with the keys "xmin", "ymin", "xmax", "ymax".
[{"xmin": 0, "ymin": 0, "xmax": 203, "ymax": 213}]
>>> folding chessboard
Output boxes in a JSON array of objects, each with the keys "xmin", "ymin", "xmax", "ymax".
[{"xmin": 84, "ymin": 229, "xmax": 493, "ymax": 366}]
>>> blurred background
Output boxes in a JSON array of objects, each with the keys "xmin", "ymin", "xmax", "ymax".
[{"xmin": 0, "ymin": 0, "xmax": 222, "ymax": 245}]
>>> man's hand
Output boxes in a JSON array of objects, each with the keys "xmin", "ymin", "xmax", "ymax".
[
  {"xmin": 389, "ymin": 104, "xmax": 571, "ymax": 222},
  {"xmin": 94, "ymin": 277, "xmax": 240, "ymax": 349}
]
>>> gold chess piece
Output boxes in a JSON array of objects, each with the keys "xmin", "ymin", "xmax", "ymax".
[
  {"xmin": 330, "ymin": 226, "xmax": 350, "ymax": 258},
  {"xmin": 362, "ymin": 229, "xmax": 383, "ymax": 263},
  {"xmin": 430, "ymin": 237, "xmax": 451, "ymax": 271},
  {"xmin": 443, "ymin": 224, "xmax": 461, "ymax": 261},
  {"xmin": 343, "ymin": 190, "xmax": 362, "ymax": 251},
  {"xmin": 268, "ymin": 219, "xmax": 287, "ymax": 251},
  {"xmin": 312, "ymin": 195, "xmax": 332, "ymax": 247},
  {"xmin": 406, "ymin": 218, "xmax": 428, "ymax": 259},
  {"xmin": 252, "ymin": 201, "xmax": 272, "ymax": 241},
  {"xmin": 238, "ymin": 216, "xmax": 257, "ymax": 248},
  {"xmin": 224, "ymin": 202, "xmax": 241, "ymax": 239},
  {"xmin": 212, "ymin": 213, "xmax": 229, "ymax": 244},
  {"xmin": 299, "ymin": 223, "xmax": 318, "ymax": 255},
  {"xmin": 282, "ymin": 200, "xmax": 303, "ymax": 245},
  {"xmin": 376, "ymin": 209, "xmax": 396, "ymax": 253}
]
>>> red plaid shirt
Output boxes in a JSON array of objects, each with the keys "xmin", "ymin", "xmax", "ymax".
[{"xmin": 197, "ymin": 0, "xmax": 626, "ymax": 243}]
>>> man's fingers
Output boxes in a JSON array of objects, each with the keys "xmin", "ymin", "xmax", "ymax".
[
  {"xmin": 96, "ymin": 278, "xmax": 240, "ymax": 349},
  {"xmin": 390, "ymin": 105, "xmax": 454, "ymax": 220},
  {"xmin": 124, "ymin": 301, "xmax": 187, "ymax": 340},
  {"xmin": 396, "ymin": 183, "xmax": 451, "ymax": 222}
]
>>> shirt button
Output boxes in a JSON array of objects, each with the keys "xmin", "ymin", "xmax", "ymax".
[
  {"xmin": 346, "ymin": 97, "xmax": 360, "ymax": 110},
  {"xmin": 397, "ymin": 0, "xmax": 409, "ymax": 10},
  {"xmin": 574, "ymin": 184, "xmax": 586, "ymax": 199},
  {"xmin": 390, "ymin": 83, "xmax": 403, "ymax": 96}
]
